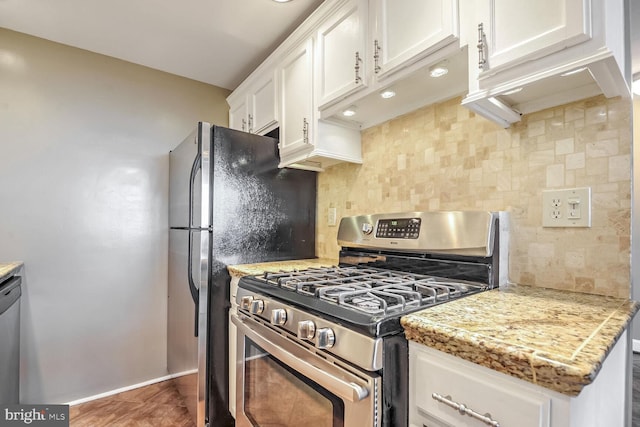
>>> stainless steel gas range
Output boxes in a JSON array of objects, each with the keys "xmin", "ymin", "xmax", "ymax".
[{"xmin": 231, "ymin": 211, "xmax": 506, "ymax": 427}]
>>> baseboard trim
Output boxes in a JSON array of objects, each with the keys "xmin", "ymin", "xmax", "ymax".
[
  {"xmin": 66, "ymin": 370, "xmax": 197, "ymax": 406},
  {"xmin": 633, "ymin": 339, "xmax": 640, "ymax": 353}
]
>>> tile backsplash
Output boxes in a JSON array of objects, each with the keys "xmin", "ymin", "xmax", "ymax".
[{"xmin": 316, "ymin": 95, "xmax": 631, "ymax": 298}]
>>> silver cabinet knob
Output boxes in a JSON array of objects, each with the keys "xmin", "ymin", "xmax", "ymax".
[
  {"xmin": 297, "ymin": 320, "xmax": 316, "ymax": 340},
  {"xmin": 316, "ymin": 328, "xmax": 335, "ymax": 349},
  {"xmin": 362, "ymin": 223, "xmax": 373, "ymax": 235},
  {"xmin": 270, "ymin": 309, "xmax": 287, "ymax": 326},
  {"xmin": 250, "ymin": 299, "xmax": 264, "ymax": 315},
  {"xmin": 240, "ymin": 296, "xmax": 254, "ymax": 310}
]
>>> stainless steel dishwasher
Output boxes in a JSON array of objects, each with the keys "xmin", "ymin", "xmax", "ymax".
[{"xmin": 0, "ymin": 275, "xmax": 21, "ymax": 404}]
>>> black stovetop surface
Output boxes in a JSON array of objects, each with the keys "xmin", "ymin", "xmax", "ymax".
[{"xmin": 238, "ymin": 262, "xmax": 489, "ymax": 337}]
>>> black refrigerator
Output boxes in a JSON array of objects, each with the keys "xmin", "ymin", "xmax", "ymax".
[{"xmin": 168, "ymin": 123, "xmax": 316, "ymax": 427}]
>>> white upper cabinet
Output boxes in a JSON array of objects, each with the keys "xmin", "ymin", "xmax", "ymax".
[
  {"xmin": 319, "ymin": 0, "xmax": 463, "ymax": 129},
  {"xmin": 279, "ymin": 35, "xmax": 363, "ymax": 171},
  {"xmin": 278, "ymin": 38, "xmax": 315, "ymax": 165},
  {"xmin": 316, "ymin": 0, "xmax": 369, "ymax": 109},
  {"xmin": 227, "ymin": 70, "xmax": 277, "ymax": 135},
  {"xmin": 228, "ymin": 97, "xmax": 248, "ymax": 132},
  {"xmin": 250, "ymin": 74, "xmax": 277, "ymax": 134},
  {"xmin": 478, "ymin": 0, "xmax": 590, "ymax": 73},
  {"xmin": 372, "ymin": 0, "xmax": 458, "ymax": 80},
  {"xmin": 462, "ymin": 0, "xmax": 629, "ymax": 128}
]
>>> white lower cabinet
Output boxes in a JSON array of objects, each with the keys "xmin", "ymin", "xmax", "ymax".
[{"xmin": 409, "ymin": 332, "xmax": 628, "ymax": 427}]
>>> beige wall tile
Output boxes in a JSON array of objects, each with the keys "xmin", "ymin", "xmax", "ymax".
[{"xmin": 316, "ymin": 95, "xmax": 632, "ymax": 298}]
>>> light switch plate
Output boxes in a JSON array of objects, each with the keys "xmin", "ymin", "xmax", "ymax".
[
  {"xmin": 328, "ymin": 207, "xmax": 337, "ymax": 227},
  {"xmin": 542, "ymin": 187, "xmax": 591, "ymax": 227}
]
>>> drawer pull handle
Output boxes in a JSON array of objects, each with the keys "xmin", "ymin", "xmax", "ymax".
[{"xmin": 432, "ymin": 393, "xmax": 500, "ymax": 427}]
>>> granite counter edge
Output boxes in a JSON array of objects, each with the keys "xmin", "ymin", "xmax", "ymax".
[
  {"xmin": 401, "ymin": 298, "xmax": 639, "ymax": 396},
  {"xmin": 0, "ymin": 262, "xmax": 24, "ymax": 284}
]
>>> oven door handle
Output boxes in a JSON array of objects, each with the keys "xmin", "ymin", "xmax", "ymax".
[{"xmin": 232, "ymin": 315, "xmax": 370, "ymax": 403}]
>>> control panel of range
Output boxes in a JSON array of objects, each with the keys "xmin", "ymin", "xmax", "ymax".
[
  {"xmin": 376, "ymin": 218, "xmax": 421, "ymax": 239},
  {"xmin": 236, "ymin": 288, "xmax": 383, "ymax": 371}
]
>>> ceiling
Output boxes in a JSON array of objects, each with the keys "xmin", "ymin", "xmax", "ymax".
[{"xmin": 0, "ymin": 0, "xmax": 324, "ymax": 90}]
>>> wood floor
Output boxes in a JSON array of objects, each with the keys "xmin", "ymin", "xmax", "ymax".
[
  {"xmin": 70, "ymin": 379, "xmax": 195, "ymax": 427},
  {"xmin": 71, "ymin": 355, "xmax": 640, "ymax": 426}
]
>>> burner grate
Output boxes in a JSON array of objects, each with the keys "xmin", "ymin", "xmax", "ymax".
[{"xmin": 258, "ymin": 266, "xmax": 487, "ymax": 315}]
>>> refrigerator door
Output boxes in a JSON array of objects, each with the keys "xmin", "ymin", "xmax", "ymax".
[
  {"xmin": 167, "ymin": 228, "xmax": 197, "ymax": 418},
  {"xmin": 169, "ymin": 122, "xmax": 211, "ymax": 229}
]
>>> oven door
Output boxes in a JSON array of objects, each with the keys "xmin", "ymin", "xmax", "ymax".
[{"xmin": 231, "ymin": 313, "xmax": 381, "ymax": 427}]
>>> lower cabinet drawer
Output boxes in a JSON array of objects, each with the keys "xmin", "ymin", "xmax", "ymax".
[{"xmin": 409, "ymin": 342, "xmax": 551, "ymax": 427}]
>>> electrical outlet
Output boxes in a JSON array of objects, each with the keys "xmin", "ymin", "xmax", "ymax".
[
  {"xmin": 328, "ymin": 207, "xmax": 337, "ymax": 227},
  {"xmin": 542, "ymin": 187, "xmax": 591, "ymax": 227}
]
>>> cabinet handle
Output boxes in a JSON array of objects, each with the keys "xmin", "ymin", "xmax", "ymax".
[
  {"xmin": 477, "ymin": 23, "xmax": 488, "ymax": 71},
  {"xmin": 248, "ymin": 114, "xmax": 253, "ymax": 133},
  {"xmin": 355, "ymin": 51, "xmax": 362, "ymax": 83},
  {"xmin": 373, "ymin": 40, "xmax": 381, "ymax": 74},
  {"xmin": 432, "ymin": 393, "xmax": 500, "ymax": 427},
  {"xmin": 241, "ymin": 118, "xmax": 247, "ymax": 132},
  {"xmin": 302, "ymin": 118, "xmax": 309, "ymax": 144}
]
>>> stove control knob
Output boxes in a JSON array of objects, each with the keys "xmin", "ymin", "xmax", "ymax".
[
  {"xmin": 316, "ymin": 328, "xmax": 335, "ymax": 349},
  {"xmin": 240, "ymin": 296, "xmax": 254, "ymax": 310},
  {"xmin": 361, "ymin": 223, "xmax": 373, "ymax": 235},
  {"xmin": 250, "ymin": 299, "xmax": 265, "ymax": 315},
  {"xmin": 297, "ymin": 320, "xmax": 316, "ymax": 340},
  {"xmin": 270, "ymin": 309, "xmax": 287, "ymax": 326}
]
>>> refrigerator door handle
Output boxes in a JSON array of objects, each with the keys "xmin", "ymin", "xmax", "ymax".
[
  {"xmin": 188, "ymin": 152, "xmax": 201, "ymax": 337},
  {"xmin": 188, "ymin": 153, "xmax": 201, "ymax": 229},
  {"xmin": 187, "ymin": 229, "xmax": 200, "ymax": 337}
]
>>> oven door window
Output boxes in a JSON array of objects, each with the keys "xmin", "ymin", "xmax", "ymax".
[{"xmin": 243, "ymin": 338, "xmax": 344, "ymax": 427}]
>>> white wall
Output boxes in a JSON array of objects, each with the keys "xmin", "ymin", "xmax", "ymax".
[{"xmin": 0, "ymin": 28, "xmax": 230, "ymax": 403}]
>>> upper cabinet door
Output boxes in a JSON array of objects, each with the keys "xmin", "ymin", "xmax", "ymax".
[
  {"xmin": 250, "ymin": 71, "xmax": 277, "ymax": 134},
  {"xmin": 479, "ymin": 0, "xmax": 591, "ymax": 72},
  {"xmin": 373, "ymin": 0, "xmax": 458, "ymax": 80},
  {"xmin": 229, "ymin": 98, "xmax": 248, "ymax": 132},
  {"xmin": 279, "ymin": 38, "xmax": 314, "ymax": 157},
  {"xmin": 316, "ymin": 0, "xmax": 368, "ymax": 109}
]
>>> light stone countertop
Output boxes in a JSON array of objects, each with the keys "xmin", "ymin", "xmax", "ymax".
[
  {"xmin": 0, "ymin": 262, "xmax": 23, "ymax": 283},
  {"xmin": 401, "ymin": 283, "xmax": 639, "ymax": 396},
  {"xmin": 228, "ymin": 258, "xmax": 338, "ymax": 278}
]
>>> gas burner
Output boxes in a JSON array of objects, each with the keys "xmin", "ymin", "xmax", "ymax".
[{"xmin": 258, "ymin": 265, "xmax": 487, "ymax": 316}]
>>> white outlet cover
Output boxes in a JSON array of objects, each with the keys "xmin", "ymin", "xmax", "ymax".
[
  {"xmin": 542, "ymin": 187, "xmax": 591, "ymax": 227},
  {"xmin": 328, "ymin": 207, "xmax": 337, "ymax": 227}
]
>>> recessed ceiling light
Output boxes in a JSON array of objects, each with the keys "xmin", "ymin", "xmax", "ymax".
[
  {"xmin": 560, "ymin": 67, "xmax": 587, "ymax": 77},
  {"xmin": 633, "ymin": 79, "xmax": 640, "ymax": 96},
  {"xmin": 429, "ymin": 62, "xmax": 448, "ymax": 78},
  {"xmin": 342, "ymin": 106, "xmax": 357, "ymax": 117},
  {"xmin": 380, "ymin": 89, "xmax": 396, "ymax": 99}
]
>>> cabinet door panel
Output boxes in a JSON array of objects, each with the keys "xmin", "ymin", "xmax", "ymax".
[
  {"xmin": 317, "ymin": 0, "xmax": 367, "ymax": 107},
  {"xmin": 251, "ymin": 74, "xmax": 276, "ymax": 134},
  {"xmin": 375, "ymin": 0, "xmax": 457, "ymax": 78},
  {"xmin": 229, "ymin": 99, "xmax": 248, "ymax": 132},
  {"xmin": 410, "ymin": 344, "xmax": 551, "ymax": 427},
  {"xmin": 280, "ymin": 39, "xmax": 313, "ymax": 155},
  {"xmin": 484, "ymin": 0, "xmax": 591, "ymax": 70}
]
